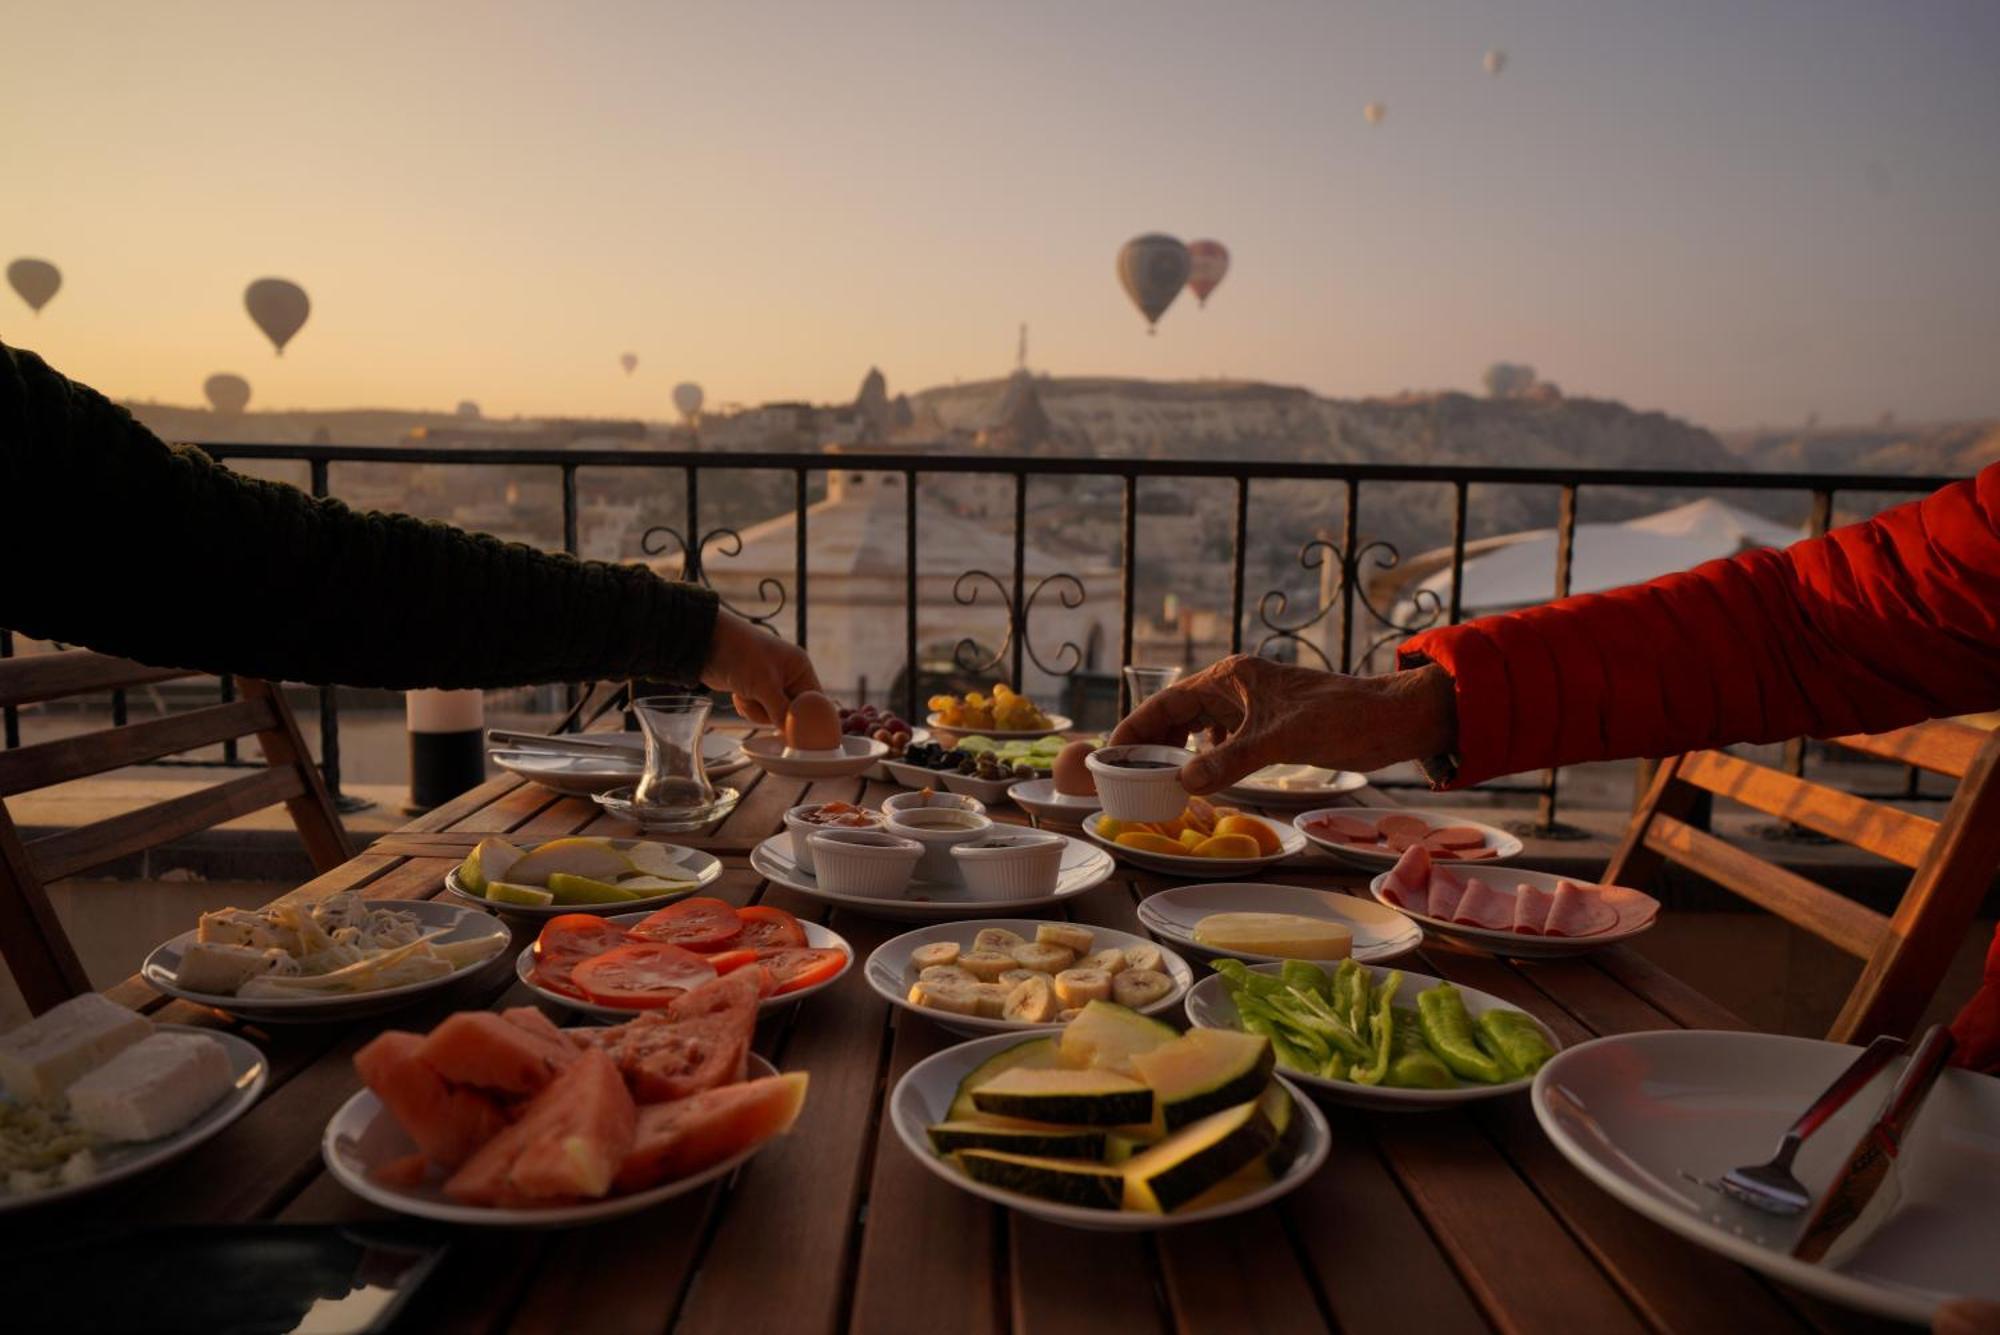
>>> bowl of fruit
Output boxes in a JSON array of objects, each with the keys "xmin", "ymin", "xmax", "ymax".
[{"xmin": 927, "ymin": 685, "xmax": 1071, "ymax": 745}]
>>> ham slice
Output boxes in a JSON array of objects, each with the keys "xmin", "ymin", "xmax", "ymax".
[
  {"xmin": 1546, "ymin": 880, "xmax": 1619, "ymax": 937},
  {"xmin": 1376, "ymin": 814, "xmax": 1430, "ymax": 841},
  {"xmin": 1452, "ymin": 877, "xmax": 1513, "ymax": 930},
  {"xmin": 1430, "ymin": 826, "xmax": 1487, "ymax": 850},
  {"xmin": 1380, "ymin": 845, "xmax": 1431, "ymax": 914},
  {"xmin": 1311, "ymin": 813, "xmax": 1378, "ymax": 843},
  {"xmin": 1511, "ymin": 881, "xmax": 1555, "ymax": 935},
  {"xmin": 1426, "ymin": 864, "xmax": 1466, "ymax": 921}
]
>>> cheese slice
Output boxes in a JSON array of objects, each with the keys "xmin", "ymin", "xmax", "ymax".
[
  {"xmin": 66, "ymin": 1032, "xmax": 234, "ymax": 1142},
  {"xmin": 1191, "ymin": 912, "xmax": 1353, "ymax": 960},
  {"xmin": 173, "ymin": 943, "xmax": 280, "ymax": 995},
  {"xmin": 0, "ymin": 993, "xmax": 153, "ymax": 1103}
]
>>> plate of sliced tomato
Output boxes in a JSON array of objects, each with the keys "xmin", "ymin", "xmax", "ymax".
[{"xmin": 517, "ymin": 899, "xmax": 852, "ymax": 1020}]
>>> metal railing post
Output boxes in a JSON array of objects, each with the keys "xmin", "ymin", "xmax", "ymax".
[{"xmin": 309, "ymin": 458, "xmax": 371, "ymax": 811}]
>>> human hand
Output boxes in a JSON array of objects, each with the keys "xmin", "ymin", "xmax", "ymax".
[
  {"xmin": 700, "ymin": 609, "xmax": 822, "ymax": 726},
  {"xmin": 1935, "ymin": 1300, "xmax": 2000, "ymax": 1335},
  {"xmin": 1107, "ymin": 655, "xmax": 1457, "ymax": 796}
]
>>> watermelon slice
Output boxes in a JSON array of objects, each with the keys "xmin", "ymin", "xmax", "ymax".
[
  {"xmin": 614, "ymin": 1072, "xmax": 809, "ymax": 1192},
  {"xmin": 354, "ymin": 1030, "xmax": 508, "ymax": 1170},
  {"xmin": 418, "ymin": 1011, "xmax": 577, "ymax": 1096},
  {"xmin": 445, "ymin": 1048, "xmax": 638, "ymax": 1205}
]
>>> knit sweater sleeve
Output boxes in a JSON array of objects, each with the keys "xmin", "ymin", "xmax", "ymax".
[{"xmin": 0, "ymin": 339, "xmax": 719, "ymax": 689}]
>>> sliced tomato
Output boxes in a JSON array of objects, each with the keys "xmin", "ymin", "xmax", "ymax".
[
  {"xmin": 754, "ymin": 946, "xmax": 846, "ymax": 996},
  {"xmin": 534, "ymin": 913, "xmax": 633, "ymax": 961},
  {"xmin": 700, "ymin": 947, "xmax": 763, "ymax": 976},
  {"xmin": 728, "ymin": 904, "xmax": 807, "ymax": 951},
  {"xmin": 572, "ymin": 943, "xmax": 718, "ymax": 1010},
  {"xmin": 627, "ymin": 897, "xmax": 743, "ymax": 951},
  {"xmin": 531, "ymin": 956, "xmax": 590, "ymax": 1000}
]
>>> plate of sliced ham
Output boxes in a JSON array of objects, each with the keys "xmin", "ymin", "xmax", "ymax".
[
  {"xmin": 1368, "ymin": 845, "xmax": 1660, "ymax": 958},
  {"xmin": 1295, "ymin": 807, "xmax": 1522, "ymax": 870}
]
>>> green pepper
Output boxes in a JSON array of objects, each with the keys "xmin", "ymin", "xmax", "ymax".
[
  {"xmin": 1417, "ymin": 984, "xmax": 1509, "ymax": 1084},
  {"xmin": 1279, "ymin": 959, "xmax": 1331, "ymax": 999},
  {"xmin": 1386, "ymin": 1050, "xmax": 1456, "ymax": 1089},
  {"xmin": 1334, "ymin": 959, "xmax": 1370, "ymax": 1036},
  {"xmin": 1237, "ymin": 995, "xmax": 1333, "ymax": 1065},
  {"xmin": 1476, "ymin": 1010, "xmax": 1557, "ymax": 1079},
  {"xmin": 1239, "ymin": 1009, "xmax": 1316, "ymax": 1074},
  {"xmin": 1348, "ymin": 970, "xmax": 1403, "ymax": 1086},
  {"xmin": 1281, "ymin": 987, "xmax": 1372, "ymax": 1061},
  {"xmin": 1214, "ymin": 958, "xmax": 1287, "ymax": 999},
  {"xmin": 1321, "ymin": 1049, "xmax": 1349, "ymax": 1081}
]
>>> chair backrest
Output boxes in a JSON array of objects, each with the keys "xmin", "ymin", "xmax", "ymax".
[
  {"xmin": 0, "ymin": 648, "xmax": 352, "ymax": 1014},
  {"xmin": 1605, "ymin": 718, "xmax": 2000, "ymax": 1043}
]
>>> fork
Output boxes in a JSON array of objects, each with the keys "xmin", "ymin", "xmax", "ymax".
[{"xmin": 1715, "ymin": 1033, "xmax": 1907, "ymax": 1214}]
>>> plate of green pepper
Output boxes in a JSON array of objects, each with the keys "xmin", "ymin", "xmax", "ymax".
[{"xmin": 1184, "ymin": 958, "xmax": 1561, "ymax": 1108}]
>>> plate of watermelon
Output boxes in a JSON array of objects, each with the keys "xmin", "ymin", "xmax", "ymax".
[
  {"xmin": 325, "ymin": 973, "xmax": 809, "ymax": 1226},
  {"xmin": 516, "ymin": 899, "xmax": 852, "ymax": 1020}
]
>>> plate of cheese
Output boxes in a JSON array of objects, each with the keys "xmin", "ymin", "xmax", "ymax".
[{"xmin": 1136, "ymin": 882, "xmax": 1422, "ymax": 966}]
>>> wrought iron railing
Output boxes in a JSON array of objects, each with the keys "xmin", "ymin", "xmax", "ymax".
[{"xmin": 1, "ymin": 445, "xmax": 1961, "ymax": 832}]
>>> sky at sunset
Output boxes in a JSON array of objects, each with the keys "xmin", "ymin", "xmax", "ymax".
[{"xmin": 4, "ymin": 0, "xmax": 1997, "ymax": 428}]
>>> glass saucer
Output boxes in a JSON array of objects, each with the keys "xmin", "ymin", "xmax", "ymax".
[{"xmin": 592, "ymin": 785, "xmax": 740, "ymax": 831}]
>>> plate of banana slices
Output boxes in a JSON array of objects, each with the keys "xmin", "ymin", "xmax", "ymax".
[{"xmin": 865, "ymin": 919, "xmax": 1193, "ymax": 1038}]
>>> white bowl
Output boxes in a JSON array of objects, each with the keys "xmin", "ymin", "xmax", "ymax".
[
  {"xmin": 751, "ymin": 833, "xmax": 1115, "ymax": 922},
  {"xmin": 881, "ymin": 789, "xmax": 986, "ymax": 821},
  {"xmin": 1084, "ymin": 745, "xmax": 1191, "ymax": 823},
  {"xmin": 949, "ymin": 830, "xmax": 1067, "ymax": 900},
  {"xmin": 784, "ymin": 801, "xmax": 886, "ymax": 875},
  {"xmin": 742, "ymin": 733, "xmax": 888, "ymax": 779},
  {"xmin": 883, "ymin": 806, "xmax": 995, "ymax": 883},
  {"xmin": 1293, "ymin": 806, "xmax": 1523, "ymax": 868},
  {"xmin": 807, "ymin": 828, "xmax": 924, "ymax": 897},
  {"xmin": 890, "ymin": 1032, "xmax": 1330, "ymax": 1231}
]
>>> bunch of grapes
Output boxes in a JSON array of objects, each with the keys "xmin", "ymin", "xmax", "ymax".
[{"xmin": 839, "ymin": 704, "xmax": 913, "ymax": 756}]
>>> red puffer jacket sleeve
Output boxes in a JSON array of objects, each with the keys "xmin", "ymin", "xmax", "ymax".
[{"xmin": 1397, "ymin": 462, "xmax": 2000, "ymax": 789}]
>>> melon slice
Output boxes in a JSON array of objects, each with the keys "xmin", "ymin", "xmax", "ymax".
[
  {"xmin": 418, "ymin": 1011, "xmax": 577, "ymax": 1096},
  {"xmin": 354, "ymin": 1029, "xmax": 507, "ymax": 1170},
  {"xmin": 1121, "ymin": 1097, "xmax": 1277, "ymax": 1212},
  {"xmin": 1056, "ymin": 1001, "xmax": 1177, "ymax": 1074},
  {"xmin": 504, "ymin": 838, "xmax": 636, "ymax": 889},
  {"xmin": 445, "ymin": 1047, "xmax": 637, "ymax": 1205},
  {"xmin": 1128, "ymin": 1028, "xmax": 1273, "ymax": 1131},
  {"xmin": 954, "ymin": 1148, "xmax": 1126, "ymax": 1210},
  {"xmin": 457, "ymin": 837, "xmax": 525, "ymax": 896},
  {"xmin": 947, "ymin": 1037, "xmax": 1062, "ymax": 1121},
  {"xmin": 614, "ymin": 1071, "xmax": 810, "ymax": 1192},
  {"xmin": 969, "ymin": 1067, "xmax": 1153, "ymax": 1126}
]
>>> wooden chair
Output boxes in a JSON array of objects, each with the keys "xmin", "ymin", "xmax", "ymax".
[
  {"xmin": 1606, "ymin": 719, "xmax": 2000, "ymax": 1043},
  {"xmin": 0, "ymin": 649, "xmax": 352, "ymax": 1014}
]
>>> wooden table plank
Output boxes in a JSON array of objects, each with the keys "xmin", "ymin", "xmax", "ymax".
[
  {"xmin": 1156, "ymin": 1210, "xmax": 1333, "ymax": 1335},
  {"xmin": 1009, "ymin": 1216, "xmax": 1169, "ymax": 1335}
]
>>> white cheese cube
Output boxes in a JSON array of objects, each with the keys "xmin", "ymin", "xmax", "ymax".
[
  {"xmin": 0, "ymin": 993, "xmax": 152, "ymax": 1103},
  {"xmin": 66, "ymin": 1032, "xmax": 234, "ymax": 1143}
]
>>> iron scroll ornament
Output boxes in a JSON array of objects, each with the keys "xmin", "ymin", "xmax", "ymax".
[
  {"xmin": 1255, "ymin": 538, "xmax": 1443, "ymax": 671},
  {"xmin": 641, "ymin": 524, "xmax": 788, "ymax": 632},
  {"xmin": 950, "ymin": 570, "xmax": 1089, "ymax": 678}
]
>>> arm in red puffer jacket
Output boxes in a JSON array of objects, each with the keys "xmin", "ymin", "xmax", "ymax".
[{"xmin": 1397, "ymin": 462, "xmax": 2000, "ymax": 788}]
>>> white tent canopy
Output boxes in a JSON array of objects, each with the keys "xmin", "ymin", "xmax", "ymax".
[{"xmin": 1410, "ymin": 498, "xmax": 1801, "ymax": 615}]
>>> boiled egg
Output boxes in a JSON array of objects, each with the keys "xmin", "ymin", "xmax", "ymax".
[
  {"xmin": 1052, "ymin": 740, "xmax": 1099, "ymax": 797},
  {"xmin": 783, "ymin": 691, "xmax": 842, "ymax": 752}
]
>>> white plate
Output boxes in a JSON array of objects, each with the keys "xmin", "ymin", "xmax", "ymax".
[
  {"xmin": 1533, "ymin": 1030, "xmax": 2000, "ymax": 1323},
  {"xmin": 517, "ymin": 915, "xmax": 853, "ymax": 1019},
  {"xmin": 889, "ymin": 1031, "xmax": 1329, "ymax": 1231},
  {"xmin": 1219, "ymin": 767, "xmax": 1370, "ymax": 808},
  {"xmin": 491, "ymin": 733, "xmax": 750, "ymax": 796},
  {"xmin": 750, "ymin": 833, "xmax": 1114, "ymax": 921},
  {"xmin": 1184, "ymin": 962, "xmax": 1559, "ymax": 1109},
  {"xmin": 937, "ymin": 769, "xmax": 1025, "ymax": 805},
  {"xmin": 323, "ymin": 1053, "xmax": 782, "ymax": 1227},
  {"xmin": 860, "ymin": 727, "xmax": 934, "ymax": 781},
  {"xmin": 1136, "ymin": 882, "xmax": 1421, "ymax": 966},
  {"xmin": 925, "ymin": 714, "xmax": 1074, "ymax": 746},
  {"xmin": 1082, "ymin": 812, "xmax": 1306, "ymax": 877},
  {"xmin": 882, "ymin": 757, "xmax": 963, "ymax": 790},
  {"xmin": 1007, "ymin": 778, "xmax": 1102, "ymax": 826},
  {"xmin": 741, "ymin": 733, "xmax": 888, "ymax": 779},
  {"xmin": 864, "ymin": 919, "xmax": 1194, "ymax": 1037},
  {"xmin": 142, "ymin": 900, "xmax": 512, "ymax": 1023},
  {"xmin": 0, "ymin": 1026, "xmax": 267, "ymax": 1214},
  {"xmin": 1367, "ymin": 868, "xmax": 1660, "ymax": 959},
  {"xmin": 443, "ymin": 838, "xmax": 723, "ymax": 918},
  {"xmin": 1294, "ymin": 806, "xmax": 1524, "ymax": 869}
]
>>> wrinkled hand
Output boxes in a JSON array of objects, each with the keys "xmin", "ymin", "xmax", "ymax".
[
  {"xmin": 1107, "ymin": 655, "xmax": 1458, "ymax": 796},
  {"xmin": 701, "ymin": 609, "xmax": 822, "ymax": 726}
]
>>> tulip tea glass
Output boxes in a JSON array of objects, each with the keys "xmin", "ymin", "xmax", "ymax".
[
  {"xmin": 633, "ymin": 694, "xmax": 717, "ymax": 813},
  {"xmin": 1122, "ymin": 665, "xmax": 1183, "ymax": 714}
]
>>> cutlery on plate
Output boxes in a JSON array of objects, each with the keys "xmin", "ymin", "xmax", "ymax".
[
  {"xmin": 486, "ymin": 728, "xmax": 640, "ymax": 753},
  {"xmin": 1713, "ymin": 1033, "xmax": 1907, "ymax": 1215},
  {"xmin": 1792, "ymin": 1025, "xmax": 1955, "ymax": 1265}
]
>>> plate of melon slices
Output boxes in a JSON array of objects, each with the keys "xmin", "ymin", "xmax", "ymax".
[{"xmin": 443, "ymin": 835, "xmax": 722, "ymax": 917}]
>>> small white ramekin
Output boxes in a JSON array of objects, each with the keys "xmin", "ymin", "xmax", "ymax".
[
  {"xmin": 807, "ymin": 828, "xmax": 923, "ymax": 897},
  {"xmin": 1084, "ymin": 744, "xmax": 1191, "ymax": 823},
  {"xmin": 950, "ymin": 831, "xmax": 1067, "ymax": 900},
  {"xmin": 883, "ymin": 807, "xmax": 995, "ymax": 883},
  {"xmin": 785, "ymin": 802, "xmax": 885, "ymax": 874},
  {"xmin": 881, "ymin": 789, "xmax": 986, "ymax": 822}
]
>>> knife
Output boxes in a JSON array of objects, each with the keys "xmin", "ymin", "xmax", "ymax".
[{"xmin": 1791, "ymin": 1024, "xmax": 1955, "ymax": 1267}]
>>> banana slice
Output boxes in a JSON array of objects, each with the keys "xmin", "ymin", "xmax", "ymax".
[
  {"xmin": 1111, "ymin": 968, "xmax": 1173, "ymax": 1009},
  {"xmin": 997, "ymin": 968, "xmax": 1041, "ymax": 986},
  {"xmin": 911, "ymin": 942, "xmax": 961, "ymax": 970},
  {"xmin": 959, "ymin": 950, "xmax": 1017, "ymax": 981},
  {"xmin": 1080, "ymin": 947, "xmax": 1128, "ymax": 976},
  {"xmin": 1003, "ymin": 974, "xmax": 1058, "ymax": 1023},
  {"xmin": 1034, "ymin": 923, "xmax": 1094, "ymax": 954},
  {"xmin": 1053, "ymin": 967, "xmax": 1113, "ymax": 1007},
  {"xmin": 973, "ymin": 927, "xmax": 1026, "ymax": 953},
  {"xmin": 919, "ymin": 964, "xmax": 975, "ymax": 985},
  {"xmin": 1010, "ymin": 942, "xmax": 1076, "ymax": 973},
  {"xmin": 1122, "ymin": 942, "xmax": 1164, "ymax": 973},
  {"xmin": 1056, "ymin": 1007, "xmax": 1083, "ymax": 1023},
  {"xmin": 909, "ymin": 977, "xmax": 982, "ymax": 1015},
  {"xmin": 972, "ymin": 983, "xmax": 1013, "ymax": 1019}
]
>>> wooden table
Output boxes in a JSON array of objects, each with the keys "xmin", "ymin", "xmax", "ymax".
[{"xmin": 10, "ymin": 762, "xmax": 1909, "ymax": 1334}]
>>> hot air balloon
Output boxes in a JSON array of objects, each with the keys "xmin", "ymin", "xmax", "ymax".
[
  {"xmin": 456, "ymin": 400, "xmax": 481, "ymax": 419},
  {"xmin": 1115, "ymin": 234, "xmax": 1191, "ymax": 334},
  {"xmin": 673, "ymin": 381, "xmax": 704, "ymax": 420},
  {"xmin": 7, "ymin": 259, "xmax": 61, "ymax": 314},
  {"xmin": 1484, "ymin": 49, "xmax": 1506, "ymax": 76},
  {"xmin": 244, "ymin": 278, "xmax": 310, "ymax": 355},
  {"xmin": 1363, "ymin": 102, "xmax": 1387, "ymax": 126},
  {"xmin": 621, "ymin": 352, "xmax": 638, "ymax": 376},
  {"xmin": 203, "ymin": 374, "xmax": 251, "ymax": 417},
  {"xmin": 1187, "ymin": 241, "xmax": 1230, "ymax": 308}
]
